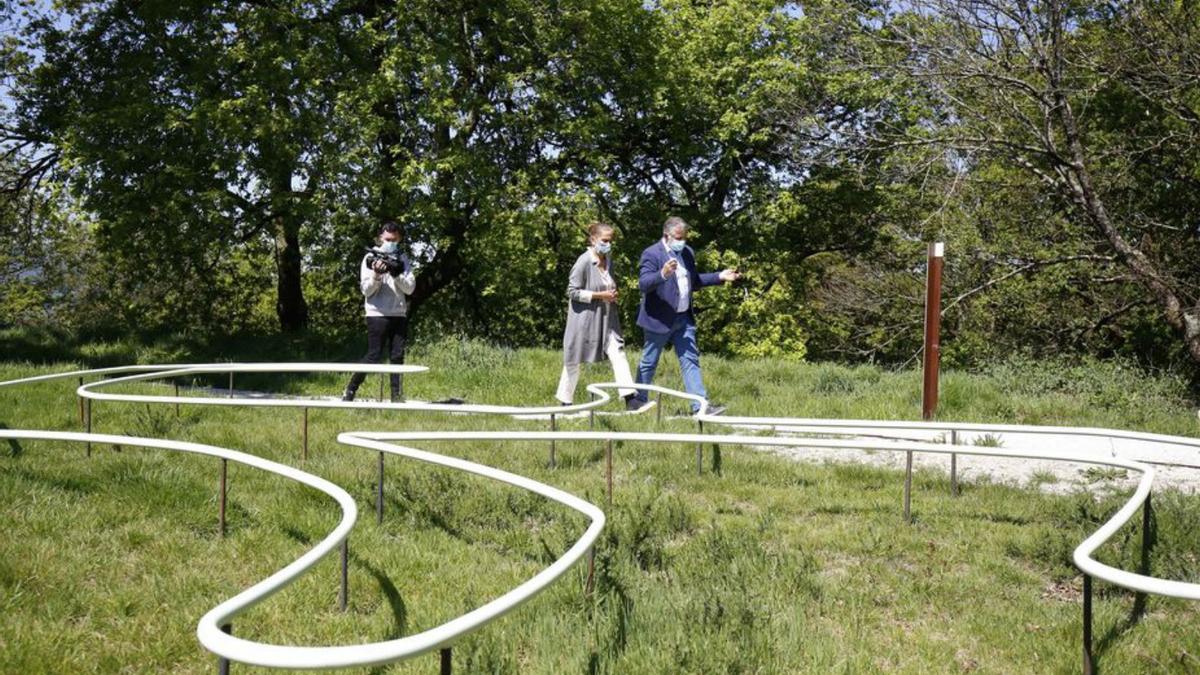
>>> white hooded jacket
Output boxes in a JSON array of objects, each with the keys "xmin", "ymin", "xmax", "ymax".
[{"xmin": 359, "ymin": 255, "xmax": 416, "ymax": 317}]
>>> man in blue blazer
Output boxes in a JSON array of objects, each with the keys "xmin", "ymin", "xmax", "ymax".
[{"xmin": 632, "ymin": 216, "xmax": 741, "ymax": 415}]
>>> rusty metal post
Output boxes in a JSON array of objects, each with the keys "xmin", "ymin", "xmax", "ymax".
[
  {"xmin": 1143, "ymin": 491, "xmax": 1152, "ymax": 558},
  {"xmin": 585, "ymin": 547, "xmax": 595, "ymax": 596},
  {"xmin": 903, "ymin": 450, "xmax": 913, "ymax": 524},
  {"xmin": 219, "ymin": 458, "xmax": 228, "ymax": 538},
  {"xmin": 605, "ymin": 439, "xmax": 613, "ymax": 507},
  {"xmin": 302, "ymin": 407, "xmax": 309, "ymax": 461},
  {"xmin": 339, "ymin": 538, "xmax": 349, "ymax": 611},
  {"xmin": 922, "ymin": 242, "xmax": 944, "ymax": 420},
  {"xmin": 549, "ymin": 413, "xmax": 557, "ymax": 468},
  {"xmin": 1083, "ymin": 573, "xmax": 1093, "ymax": 674},
  {"xmin": 376, "ymin": 451, "xmax": 385, "ymax": 524},
  {"xmin": 950, "ymin": 429, "xmax": 959, "ymax": 497}
]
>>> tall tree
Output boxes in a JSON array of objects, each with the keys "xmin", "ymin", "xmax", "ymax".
[
  {"xmin": 881, "ymin": 0, "xmax": 1200, "ymax": 367},
  {"xmin": 7, "ymin": 1, "xmax": 352, "ymax": 332}
]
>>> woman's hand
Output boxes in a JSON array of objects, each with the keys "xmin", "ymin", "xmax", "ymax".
[{"xmin": 593, "ymin": 289, "xmax": 619, "ymax": 303}]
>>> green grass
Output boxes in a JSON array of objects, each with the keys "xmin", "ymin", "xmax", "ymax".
[{"xmin": 2, "ymin": 340, "xmax": 1200, "ymax": 673}]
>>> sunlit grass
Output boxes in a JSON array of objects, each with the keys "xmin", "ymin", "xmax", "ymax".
[{"xmin": 1, "ymin": 344, "xmax": 1199, "ymax": 673}]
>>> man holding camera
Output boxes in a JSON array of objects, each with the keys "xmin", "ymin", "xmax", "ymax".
[{"xmin": 342, "ymin": 221, "xmax": 415, "ymax": 402}]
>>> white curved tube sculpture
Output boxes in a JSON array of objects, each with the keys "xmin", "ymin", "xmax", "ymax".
[
  {"xmin": 0, "ymin": 429, "xmax": 359, "ymax": 664},
  {"xmin": 3, "ymin": 363, "xmax": 1199, "ymax": 669}
]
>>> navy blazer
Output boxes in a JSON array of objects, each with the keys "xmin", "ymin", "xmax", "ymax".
[{"xmin": 637, "ymin": 240, "xmax": 721, "ymax": 333}]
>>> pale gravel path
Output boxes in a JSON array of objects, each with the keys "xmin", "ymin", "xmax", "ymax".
[
  {"xmin": 731, "ymin": 424, "xmax": 1200, "ymax": 495},
  {"xmin": 184, "ymin": 384, "xmax": 1200, "ymax": 494}
]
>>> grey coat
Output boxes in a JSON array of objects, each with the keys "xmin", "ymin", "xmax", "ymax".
[{"xmin": 562, "ymin": 250, "xmax": 623, "ymax": 365}]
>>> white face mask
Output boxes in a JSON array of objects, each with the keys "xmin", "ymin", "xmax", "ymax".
[
  {"xmin": 594, "ymin": 241, "xmax": 612, "ymax": 255},
  {"xmin": 379, "ymin": 240, "xmax": 399, "ymax": 254},
  {"xmin": 668, "ymin": 237, "xmax": 686, "ymax": 253}
]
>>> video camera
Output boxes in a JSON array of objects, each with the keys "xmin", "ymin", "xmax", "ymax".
[{"xmin": 364, "ymin": 247, "xmax": 411, "ymax": 277}]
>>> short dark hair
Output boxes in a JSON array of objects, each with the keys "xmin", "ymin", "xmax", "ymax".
[{"xmin": 380, "ymin": 221, "xmax": 402, "ymax": 236}]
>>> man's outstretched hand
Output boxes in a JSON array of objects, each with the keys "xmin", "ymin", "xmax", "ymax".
[{"xmin": 718, "ymin": 268, "xmax": 742, "ymax": 283}]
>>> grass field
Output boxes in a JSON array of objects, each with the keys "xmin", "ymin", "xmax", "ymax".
[{"xmin": 2, "ymin": 338, "xmax": 1200, "ymax": 673}]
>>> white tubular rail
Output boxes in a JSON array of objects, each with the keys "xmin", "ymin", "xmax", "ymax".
[
  {"xmin": 312, "ymin": 433, "xmax": 605, "ymax": 670},
  {"xmin": 1, "ymin": 366, "xmax": 608, "ymax": 670},
  {"xmin": 72, "ymin": 363, "xmax": 613, "ymax": 416},
  {"xmin": 194, "ymin": 434, "xmax": 604, "ymax": 669},
  {"xmin": 0, "ymin": 429, "xmax": 359, "ymax": 661},
  {"xmin": 4, "ymin": 364, "xmax": 1200, "ymax": 669}
]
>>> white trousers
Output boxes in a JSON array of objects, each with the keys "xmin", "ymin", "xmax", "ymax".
[{"xmin": 556, "ymin": 331, "xmax": 636, "ymax": 403}]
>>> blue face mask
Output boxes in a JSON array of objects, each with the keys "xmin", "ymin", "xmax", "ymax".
[
  {"xmin": 379, "ymin": 240, "xmax": 399, "ymax": 254},
  {"xmin": 668, "ymin": 238, "xmax": 686, "ymax": 253},
  {"xmin": 594, "ymin": 241, "xmax": 612, "ymax": 255}
]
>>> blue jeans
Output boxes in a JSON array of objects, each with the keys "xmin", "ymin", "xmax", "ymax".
[{"xmin": 636, "ymin": 313, "xmax": 706, "ymax": 411}]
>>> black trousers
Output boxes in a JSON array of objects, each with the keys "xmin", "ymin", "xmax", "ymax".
[{"xmin": 346, "ymin": 315, "xmax": 408, "ymax": 395}]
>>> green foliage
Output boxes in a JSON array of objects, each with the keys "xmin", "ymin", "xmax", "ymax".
[{"xmin": 3, "ymin": 0, "xmax": 1200, "ymax": 381}]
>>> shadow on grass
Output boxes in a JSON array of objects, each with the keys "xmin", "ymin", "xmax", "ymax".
[
  {"xmin": 282, "ymin": 526, "xmax": 410, "ymax": 649},
  {"xmin": 7, "ymin": 465, "xmax": 93, "ymax": 495},
  {"xmin": 587, "ymin": 545, "xmax": 635, "ymax": 674},
  {"xmin": 0, "ymin": 422, "xmax": 24, "ymax": 457}
]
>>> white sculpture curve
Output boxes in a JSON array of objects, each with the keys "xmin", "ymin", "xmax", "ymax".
[
  {"xmin": 3, "ymin": 363, "xmax": 1199, "ymax": 668},
  {"xmin": 1, "ymin": 364, "xmax": 606, "ymax": 670},
  {"xmin": 0, "ymin": 429, "xmax": 359, "ymax": 661}
]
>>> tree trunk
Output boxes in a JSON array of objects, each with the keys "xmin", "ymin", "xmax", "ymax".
[
  {"xmin": 1053, "ymin": 81, "xmax": 1200, "ymax": 365},
  {"xmin": 275, "ymin": 211, "xmax": 308, "ymax": 332}
]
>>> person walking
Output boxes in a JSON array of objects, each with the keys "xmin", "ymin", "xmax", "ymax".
[
  {"xmin": 629, "ymin": 216, "xmax": 740, "ymax": 415},
  {"xmin": 342, "ymin": 221, "xmax": 415, "ymax": 402},
  {"xmin": 556, "ymin": 222, "xmax": 640, "ymax": 409}
]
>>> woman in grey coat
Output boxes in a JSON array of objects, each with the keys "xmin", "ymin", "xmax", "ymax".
[{"xmin": 556, "ymin": 222, "xmax": 640, "ymax": 409}]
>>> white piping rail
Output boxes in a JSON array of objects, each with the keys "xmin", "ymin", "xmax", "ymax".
[
  {"xmin": 1, "ymin": 365, "xmax": 608, "ymax": 670},
  {"xmin": 0, "ymin": 429, "xmax": 360, "ymax": 663},
  {"xmin": 4, "ymin": 365, "xmax": 1200, "ymax": 668}
]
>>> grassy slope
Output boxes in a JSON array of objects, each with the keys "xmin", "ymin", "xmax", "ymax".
[{"xmin": 2, "ymin": 340, "xmax": 1199, "ymax": 673}]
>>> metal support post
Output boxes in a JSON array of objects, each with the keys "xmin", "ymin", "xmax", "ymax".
[
  {"xmin": 1083, "ymin": 573, "xmax": 1093, "ymax": 675},
  {"xmin": 440, "ymin": 647, "xmax": 452, "ymax": 675},
  {"xmin": 585, "ymin": 547, "xmax": 595, "ymax": 596},
  {"xmin": 549, "ymin": 414, "xmax": 557, "ymax": 468},
  {"xmin": 174, "ymin": 381, "xmax": 180, "ymax": 417},
  {"xmin": 696, "ymin": 419, "xmax": 704, "ymax": 475},
  {"xmin": 85, "ymin": 397, "xmax": 92, "ymax": 457},
  {"xmin": 605, "ymin": 439, "xmax": 613, "ymax": 507},
  {"xmin": 219, "ymin": 459, "xmax": 228, "ymax": 538},
  {"xmin": 903, "ymin": 450, "xmax": 913, "ymax": 524},
  {"xmin": 77, "ymin": 377, "xmax": 84, "ymax": 424},
  {"xmin": 217, "ymin": 624, "xmax": 232, "ymax": 675},
  {"xmin": 950, "ymin": 430, "xmax": 959, "ymax": 497},
  {"xmin": 339, "ymin": 539, "xmax": 349, "ymax": 611},
  {"xmin": 302, "ymin": 407, "xmax": 309, "ymax": 461},
  {"xmin": 228, "ymin": 372, "xmax": 234, "ymax": 399},
  {"xmin": 656, "ymin": 392, "xmax": 663, "ymax": 424},
  {"xmin": 377, "ymin": 451, "xmax": 385, "ymax": 524}
]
